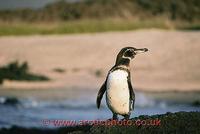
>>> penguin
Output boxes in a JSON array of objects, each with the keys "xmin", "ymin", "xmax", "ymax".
[{"xmin": 96, "ymin": 47, "xmax": 148, "ymax": 120}]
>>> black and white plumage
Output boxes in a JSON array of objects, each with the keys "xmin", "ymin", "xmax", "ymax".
[{"xmin": 96, "ymin": 47, "xmax": 148, "ymax": 120}]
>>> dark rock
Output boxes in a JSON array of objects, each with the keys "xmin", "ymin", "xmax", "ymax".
[
  {"xmin": 192, "ymin": 100, "xmax": 200, "ymax": 106},
  {"xmin": 0, "ymin": 112, "xmax": 199, "ymax": 134},
  {"xmin": 3, "ymin": 97, "xmax": 20, "ymax": 106}
]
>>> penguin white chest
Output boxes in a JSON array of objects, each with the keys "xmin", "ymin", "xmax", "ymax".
[{"xmin": 106, "ymin": 70, "xmax": 130, "ymax": 115}]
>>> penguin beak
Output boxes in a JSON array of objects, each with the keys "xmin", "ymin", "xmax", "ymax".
[{"xmin": 134, "ymin": 48, "xmax": 148, "ymax": 54}]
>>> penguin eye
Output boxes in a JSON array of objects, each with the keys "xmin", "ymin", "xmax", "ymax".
[{"xmin": 124, "ymin": 49, "xmax": 133, "ymax": 57}]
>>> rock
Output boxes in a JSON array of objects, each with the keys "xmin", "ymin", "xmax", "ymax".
[
  {"xmin": 0, "ymin": 112, "xmax": 199, "ymax": 134},
  {"xmin": 3, "ymin": 97, "xmax": 20, "ymax": 106},
  {"xmin": 192, "ymin": 100, "xmax": 200, "ymax": 107}
]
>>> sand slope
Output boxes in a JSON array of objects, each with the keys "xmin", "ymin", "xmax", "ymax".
[{"xmin": 0, "ymin": 29, "xmax": 200, "ymax": 91}]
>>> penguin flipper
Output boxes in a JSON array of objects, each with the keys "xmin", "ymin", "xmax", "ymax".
[
  {"xmin": 96, "ymin": 80, "xmax": 107, "ymax": 109},
  {"xmin": 128, "ymin": 74, "xmax": 135, "ymax": 111}
]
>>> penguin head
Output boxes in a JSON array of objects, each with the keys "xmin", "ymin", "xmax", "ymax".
[{"xmin": 115, "ymin": 47, "xmax": 148, "ymax": 65}]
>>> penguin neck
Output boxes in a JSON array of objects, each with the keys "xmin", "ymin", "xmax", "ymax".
[{"xmin": 115, "ymin": 58, "xmax": 130, "ymax": 68}]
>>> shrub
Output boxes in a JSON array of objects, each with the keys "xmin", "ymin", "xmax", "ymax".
[
  {"xmin": 0, "ymin": 61, "xmax": 49, "ymax": 84},
  {"xmin": 53, "ymin": 68, "xmax": 66, "ymax": 73},
  {"xmin": 95, "ymin": 69, "xmax": 103, "ymax": 77}
]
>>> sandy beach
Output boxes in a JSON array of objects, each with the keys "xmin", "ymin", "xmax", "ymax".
[{"xmin": 0, "ymin": 29, "xmax": 200, "ymax": 91}]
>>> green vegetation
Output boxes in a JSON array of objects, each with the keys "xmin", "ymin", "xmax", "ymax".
[
  {"xmin": 0, "ymin": 19, "xmax": 170, "ymax": 36},
  {"xmin": 178, "ymin": 23, "xmax": 200, "ymax": 31},
  {"xmin": 95, "ymin": 69, "xmax": 103, "ymax": 77},
  {"xmin": 0, "ymin": 112, "xmax": 199, "ymax": 133},
  {"xmin": 0, "ymin": 0, "xmax": 199, "ymax": 35},
  {"xmin": 53, "ymin": 68, "xmax": 66, "ymax": 73},
  {"xmin": 0, "ymin": 61, "xmax": 49, "ymax": 84},
  {"xmin": 0, "ymin": 0, "xmax": 199, "ymax": 22}
]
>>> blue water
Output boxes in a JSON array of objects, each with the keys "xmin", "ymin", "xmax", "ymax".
[{"xmin": 0, "ymin": 89, "xmax": 199, "ymax": 128}]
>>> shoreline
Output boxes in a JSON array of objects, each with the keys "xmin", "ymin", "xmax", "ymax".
[{"xmin": 1, "ymin": 84, "xmax": 200, "ymax": 93}]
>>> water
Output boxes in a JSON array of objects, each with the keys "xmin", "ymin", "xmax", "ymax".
[{"xmin": 0, "ymin": 88, "xmax": 199, "ymax": 128}]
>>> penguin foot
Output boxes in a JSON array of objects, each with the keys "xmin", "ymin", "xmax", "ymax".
[
  {"xmin": 122, "ymin": 114, "xmax": 130, "ymax": 120},
  {"xmin": 112, "ymin": 113, "xmax": 118, "ymax": 120},
  {"xmin": 107, "ymin": 118, "xmax": 113, "ymax": 121}
]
